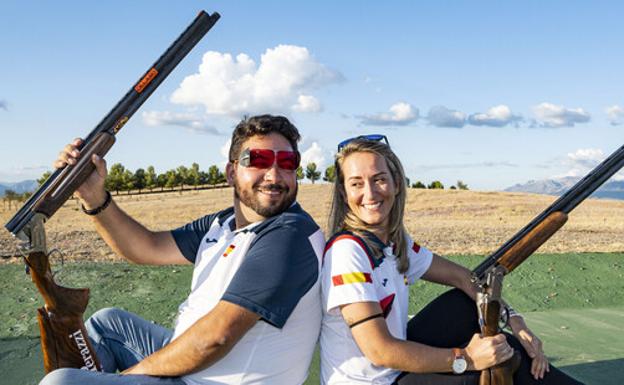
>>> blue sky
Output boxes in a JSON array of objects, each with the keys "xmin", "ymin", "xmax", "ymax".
[{"xmin": 1, "ymin": 1, "xmax": 622, "ymax": 190}]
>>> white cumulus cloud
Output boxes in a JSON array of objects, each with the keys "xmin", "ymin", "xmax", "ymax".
[
  {"xmin": 292, "ymin": 94, "xmax": 322, "ymax": 113},
  {"xmin": 532, "ymin": 102, "xmax": 590, "ymax": 128},
  {"xmin": 427, "ymin": 105, "xmax": 467, "ymax": 128},
  {"xmin": 561, "ymin": 148, "xmax": 605, "ymax": 178},
  {"xmin": 606, "ymin": 105, "xmax": 624, "ymax": 126},
  {"xmin": 142, "ymin": 111, "xmax": 221, "ymax": 135},
  {"xmin": 220, "ymin": 138, "xmax": 232, "ymax": 160},
  {"xmin": 359, "ymin": 102, "xmax": 419, "ymax": 126},
  {"xmin": 170, "ymin": 45, "xmax": 342, "ymax": 117},
  {"xmin": 219, "ymin": 138, "xmax": 232, "ymax": 169},
  {"xmin": 300, "ymin": 142, "xmax": 327, "ymax": 170},
  {"xmin": 468, "ymin": 105, "xmax": 521, "ymax": 127}
]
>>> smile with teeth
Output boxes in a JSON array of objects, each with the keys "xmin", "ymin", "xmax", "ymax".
[
  {"xmin": 257, "ymin": 185, "xmax": 285, "ymax": 196},
  {"xmin": 362, "ymin": 202, "xmax": 382, "ymax": 210}
]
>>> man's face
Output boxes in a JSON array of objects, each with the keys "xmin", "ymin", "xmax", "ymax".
[{"xmin": 228, "ymin": 133, "xmax": 298, "ymax": 220}]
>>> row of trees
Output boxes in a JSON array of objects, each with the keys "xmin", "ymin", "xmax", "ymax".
[
  {"xmin": 409, "ymin": 179, "xmax": 469, "ymax": 190},
  {"xmin": 1, "ymin": 163, "xmax": 229, "ymax": 209},
  {"xmin": 2, "ymin": 163, "xmax": 469, "ymax": 209},
  {"xmin": 1, "ymin": 189, "xmax": 32, "ymax": 209},
  {"xmin": 103, "ymin": 163, "xmax": 227, "ymax": 193}
]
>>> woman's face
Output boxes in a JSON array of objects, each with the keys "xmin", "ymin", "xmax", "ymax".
[{"xmin": 341, "ymin": 151, "xmax": 397, "ymax": 230}]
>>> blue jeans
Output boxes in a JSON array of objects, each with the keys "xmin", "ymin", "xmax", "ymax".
[{"xmin": 39, "ymin": 308, "xmax": 186, "ymax": 385}]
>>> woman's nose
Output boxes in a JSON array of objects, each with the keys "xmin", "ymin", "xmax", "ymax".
[{"xmin": 362, "ymin": 181, "xmax": 377, "ymax": 200}]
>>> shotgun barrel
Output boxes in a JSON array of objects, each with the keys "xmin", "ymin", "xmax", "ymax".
[
  {"xmin": 5, "ymin": 11, "xmax": 220, "ymax": 240},
  {"xmin": 473, "ymin": 143, "xmax": 624, "ymax": 279}
]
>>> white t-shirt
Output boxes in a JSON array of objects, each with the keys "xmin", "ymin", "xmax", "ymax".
[
  {"xmin": 320, "ymin": 232, "xmax": 433, "ymax": 385},
  {"xmin": 171, "ymin": 204, "xmax": 325, "ymax": 385}
]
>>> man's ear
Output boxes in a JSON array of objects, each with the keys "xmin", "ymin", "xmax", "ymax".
[{"xmin": 226, "ymin": 162, "xmax": 235, "ymax": 186}]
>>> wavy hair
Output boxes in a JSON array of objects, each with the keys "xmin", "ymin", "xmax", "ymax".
[
  {"xmin": 328, "ymin": 139, "xmax": 409, "ymax": 273},
  {"xmin": 228, "ymin": 115, "xmax": 300, "ymax": 161}
]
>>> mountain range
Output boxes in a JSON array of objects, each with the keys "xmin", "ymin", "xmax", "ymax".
[
  {"xmin": 504, "ymin": 176, "xmax": 624, "ymax": 200},
  {"xmin": 0, "ymin": 180, "xmax": 38, "ymax": 197}
]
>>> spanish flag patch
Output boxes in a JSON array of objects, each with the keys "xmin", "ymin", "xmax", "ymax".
[
  {"xmin": 332, "ymin": 272, "xmax": 372, "ymax": 286},
  {"xmin": 222, "ymin": 244, "xmax": 236, "ymax": 257}
]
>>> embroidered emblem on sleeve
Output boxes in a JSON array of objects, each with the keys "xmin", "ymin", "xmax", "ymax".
[
  {"xmin": 412, "ymin": 242, "xmax": 421, "ymax": 253},
  {"xmin": 332, "ymin": 272, "xmax": 372, "ymax": 286}
]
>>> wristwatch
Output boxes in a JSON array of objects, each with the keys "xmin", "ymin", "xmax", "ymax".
[{"xmin": 452, "ymin": 348, "xmax": 468, "ymax": 374}]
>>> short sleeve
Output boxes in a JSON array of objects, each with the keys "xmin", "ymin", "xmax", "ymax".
[
  {"xmin": 405, "ymin": 236, "xmax": 433, "ymax": 285},
  {"xmin": 322, "ymin": 237, "xmax": 378, "ymax": 315},
  {"xmin": 171, "ymin": 214, "xmax": 218, "ymax": 263},
  {"xmin": 222, "ymin": 220, "xmax": 321, "ymax": 329}
]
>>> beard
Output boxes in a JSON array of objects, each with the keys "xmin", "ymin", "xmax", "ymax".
[{"xmin": 233, "ymin": 179, "xmax": 297, "ymax": 218}]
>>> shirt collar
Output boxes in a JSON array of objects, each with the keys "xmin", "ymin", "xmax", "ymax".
[{"xmin": 227, "ymin": 202, "xmax": 302, "ymax": 233}]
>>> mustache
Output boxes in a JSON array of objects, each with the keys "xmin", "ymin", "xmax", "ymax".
[{"xmin": 254, "ymin": 183, "xmax": 288, "ymax": 193}]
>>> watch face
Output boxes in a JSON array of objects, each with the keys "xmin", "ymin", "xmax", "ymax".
[{"xmin": 452, "ymin": 358, "xmax": 467, "ymax": 374}]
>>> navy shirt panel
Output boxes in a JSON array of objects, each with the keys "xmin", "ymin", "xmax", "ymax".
[{"xmin": 223, "ymin": 210, "xmax": 320, "ymax": 328}]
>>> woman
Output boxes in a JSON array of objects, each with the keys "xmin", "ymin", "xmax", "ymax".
[{"xmin": 320, "ymin": 135, "xmax": 584, "ymax": 385}]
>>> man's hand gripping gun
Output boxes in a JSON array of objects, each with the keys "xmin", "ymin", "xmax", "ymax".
[
  {"xmin": 4, "ymin": 11, "xmax": 220, "ymax": 373},
  {"xmin": 471, "ymin": 143, "xmax": 624, "ymax": 385}
]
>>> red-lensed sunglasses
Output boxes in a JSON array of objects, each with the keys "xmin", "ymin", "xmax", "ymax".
[{"xmin": 236, "ymin": 148, "xmax": 301, "ymax": 171}]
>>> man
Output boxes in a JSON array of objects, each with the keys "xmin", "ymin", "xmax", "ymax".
[{"xmin": 40, "ymin": 115, "xmax": 325, "ymax": 385}]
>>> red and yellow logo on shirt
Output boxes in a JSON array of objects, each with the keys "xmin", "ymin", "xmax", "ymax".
[
  {"xmin": 332, "ymin": 272, "xmax": 372, "ymax": 286},
  {"xmin": 222, "ymin": 244, "xmax": 236, "ymax": 257}
]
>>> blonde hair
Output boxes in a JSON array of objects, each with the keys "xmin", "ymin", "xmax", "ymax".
[{"xmin": 329, "ymin": 139, "xmax": 409, "ymax": 273}]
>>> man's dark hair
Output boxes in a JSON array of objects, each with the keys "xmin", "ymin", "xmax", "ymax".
[{"xmin": 229, "ymin": 115, "xmax": 301, "ymax": 161}]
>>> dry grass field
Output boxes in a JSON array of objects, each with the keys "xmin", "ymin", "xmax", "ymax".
[{"xmin": 2, "ymin": 184, "xmax": 624, "ymax": 261}]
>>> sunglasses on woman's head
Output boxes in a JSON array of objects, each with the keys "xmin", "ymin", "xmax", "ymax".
[
  {"xmin": 337, "ymin": 134, "xmax": 390, "ymax": 151},
  {"xmin": 236, "ymin": 148, "xmax": 300, "ymax": 171}
]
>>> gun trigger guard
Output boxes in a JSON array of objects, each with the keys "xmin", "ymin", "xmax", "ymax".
[
  {"xmin": 48, "ymin": 248, "xmax": 65, "ymax": 279},
  {"xmin": 500, "ymin": 306, "xmax": 510, "ymax": 330}
]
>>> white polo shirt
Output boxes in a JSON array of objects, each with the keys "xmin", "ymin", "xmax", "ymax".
[
  {"xmin": 171, "ymin": 203, "xmax": 325, "ymax": 385},
  {"xmin": 320, "ymin": 231, "xmax": 433, "ymax": 385}
]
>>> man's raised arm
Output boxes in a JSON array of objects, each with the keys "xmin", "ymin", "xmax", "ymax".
[{"xmin": 55, "ymin": 139, "xmax": 189, "ymax": 266}]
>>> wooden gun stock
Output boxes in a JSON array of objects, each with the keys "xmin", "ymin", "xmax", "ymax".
[
  {"xmin": 477, "ymin": 269, "xmax": 521, "ymax": 385},
  {"xmin": 25, "ymin": 251, "xmax": 101, "ymax": 373},
  {"xmin": 479, "ymin": 355, "xmax": 521, "ymax": 385}
]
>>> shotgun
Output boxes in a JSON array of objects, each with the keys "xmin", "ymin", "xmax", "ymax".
[
  {"xmin": 472, "ymin": 143, "xmax": 624, "ymax": 385},
  {"xmin": 4, "ymin": 10, "xmax": 220, "ymax": 373}
]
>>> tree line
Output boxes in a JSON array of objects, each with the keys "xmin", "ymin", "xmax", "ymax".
[
  {"xmin": 102, "ymin": 163, "xmax": 227, "ymax": 194},
  {"xmin": 1, "ymin": 163, "xmax": 228, "ymax": 209},
  {"xmin": 1, "ymin": 162, "xmax": 469, "ymax": 210},
  {"xmin": 408, "ymin": 179, "xmax": 469, "ymax": 190}
]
